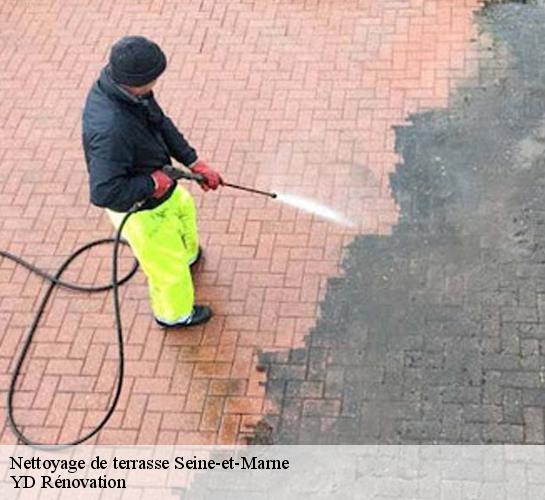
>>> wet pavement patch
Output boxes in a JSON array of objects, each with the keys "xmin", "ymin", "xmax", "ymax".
[
  {"xmin": 484, "ymin": 0, "xmax": 531, "ymax": 6},
  {"xmin": 257, "ymin": 3, "xmax": 545, "ymax": 444}
]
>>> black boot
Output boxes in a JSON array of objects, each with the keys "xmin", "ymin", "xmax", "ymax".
[{"xmin": 155, "ymin": 305, "xmax": 212, "ymax": 328}]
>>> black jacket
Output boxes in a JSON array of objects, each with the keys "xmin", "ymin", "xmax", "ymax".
[{"xmin": 82, "ymin": 67, "xmax": 198, "ymax": 212}]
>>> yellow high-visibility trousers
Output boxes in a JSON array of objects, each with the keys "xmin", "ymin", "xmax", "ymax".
[{"xmin": 106, "ymin": 186, "xmax": 199, "ymax": 324}]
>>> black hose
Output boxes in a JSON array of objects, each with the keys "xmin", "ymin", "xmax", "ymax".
[{"xmin": 2, "ymin": 209, "xmax": 137, "ymax": 448}]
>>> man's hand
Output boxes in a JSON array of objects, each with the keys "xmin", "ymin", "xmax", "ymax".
[
  {"xmin": 192, "ymin": 161, "xmax": 223, "ymax": 191},
  {"xmin": 150, "ymin": 169, "xmax": 174, "ymax": 198}
]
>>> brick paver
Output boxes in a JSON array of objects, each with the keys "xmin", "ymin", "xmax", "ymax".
[{"xmin": 0, "ymin": 0, "xmax": 482, "ymax": 444}]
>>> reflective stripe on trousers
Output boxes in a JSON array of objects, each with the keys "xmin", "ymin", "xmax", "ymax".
[{"xmin": 106, "ymin": 186, "xmax": 199, "ymax": 323}]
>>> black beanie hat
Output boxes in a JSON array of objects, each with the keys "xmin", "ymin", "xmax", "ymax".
[{"xmin": 109, "ymin": 36, "xmax": 167, "ymax": 86}]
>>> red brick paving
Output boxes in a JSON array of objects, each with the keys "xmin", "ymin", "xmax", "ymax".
[{"xmin": 0, "ymin": 0, "xmax": 482, "ymax": 444}]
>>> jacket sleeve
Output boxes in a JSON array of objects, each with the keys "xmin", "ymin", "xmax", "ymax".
[
  {"xmin": 159, "ymin": 116, "xmax": 198, "ymax": 167},
  {"xmin": 86, "ymin": 126, "xmax": 155, "ymax": 212}
]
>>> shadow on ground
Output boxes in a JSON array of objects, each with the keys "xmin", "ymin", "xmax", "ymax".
[{"xmin": 255, "ymin": 3, "xmax": 545, "ymax": 444}]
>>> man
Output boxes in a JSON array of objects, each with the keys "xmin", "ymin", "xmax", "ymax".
[{"xmin": 82, "ymin": 36, "xmax": 222, "ymax": 328}]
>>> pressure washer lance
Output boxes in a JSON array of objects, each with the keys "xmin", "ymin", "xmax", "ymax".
[
  {"xmin": 162, "ymin": 165, "xmax": 278, "ymax": 199},
  {"xmin": 4, "ymin": 167, "xmax": 276, "ymax": 448}
]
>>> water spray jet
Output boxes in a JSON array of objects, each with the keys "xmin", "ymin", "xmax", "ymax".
[{"xmin": 163, "ymin": 166, "xmax": 354, "ymax": 227}]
